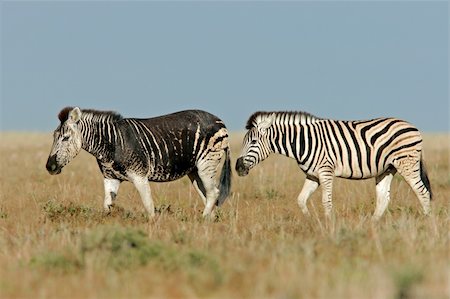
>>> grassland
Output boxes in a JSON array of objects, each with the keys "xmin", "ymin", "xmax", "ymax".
[{"xmin": 0, "ymin": 132, "xmax": 449, "ymax": 299}]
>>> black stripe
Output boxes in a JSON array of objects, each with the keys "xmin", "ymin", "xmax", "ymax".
[
  {"xmin": 382, "ymin": 140, "xmax": 422, "ymax": 166},
  {"xmin": 375, "ymin": 127, "xmax": 419, "ymax": 167},
  {"xmin": 370, "ymin": 119, "xmax": 402, "ymax": 145},
  {"xmin": 273, "ymin": 128, "xmax": 283, "ymax": 154},
  {"xmin": 305, "ymin": 124, "xmax": 320, "ymax": 173},
  {"xmin": 343, "ymin": 121, "xmax": 363, "ymax": 178},
  {"xmin": 301, "ymin": 125, "xmax": 313, "ymax": 165},
  {"xmin": 281, "ymin": 126, "xmax": 288, "ymax": 155},
  {"xmin": 291, "ymin": 124, "xmax": 298, "ymax": 159},
  {"xmin": 328, "ymin": 121, "xmax": 343, "ymax": 163},
  {"xmin": 322, "ymin": 121, "xmax": 337, "ymax": 162},
  {"xmin": 298, "ymin": 125, "xmax": 305, "ymax": 161},
  {"xmin": 335, "ymin": 121, "xmax": 353, "ymax": 178},
  {"xmin": 213, "ymin": 134, "xmax": 228, "ymax": 146}
]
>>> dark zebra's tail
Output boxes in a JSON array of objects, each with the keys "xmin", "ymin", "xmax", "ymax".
[
  {"xmin": 216, "ymin": 147, "xmax": 232, "ymax": 206},
  {"xmin": 420, "ymin": 158, "xmax": 433, "ymax": 200}
]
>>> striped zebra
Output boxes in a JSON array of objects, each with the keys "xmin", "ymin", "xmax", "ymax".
[
  {"xmin": 235, "ymin": 111, "xmax": 432, "ymax": 220},
  {"xmin": 46, "ymin": 107, "xmax": 231, "ymax": 218}
]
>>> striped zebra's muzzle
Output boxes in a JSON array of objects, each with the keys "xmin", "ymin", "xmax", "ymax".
[{"xmin": 235, "ymin": 157, "xmax": 250, "ymax": 177}]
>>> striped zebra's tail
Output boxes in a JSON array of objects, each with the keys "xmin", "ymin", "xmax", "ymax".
[
  {"xmin": 420, "ymin": 158, "xmax": 433, "ymax": 200},
  {"xmin": 216, "ymin": 147, "xmax": 232, "ymax": 206}
]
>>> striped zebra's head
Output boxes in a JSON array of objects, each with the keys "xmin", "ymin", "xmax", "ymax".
[
  {"xmin": 236, "ymin": 113, "xmax": 275, "ymax": 176},
  {"xmin": 46, "ymin": 107, "xmax": 83, "ymax": 175}
]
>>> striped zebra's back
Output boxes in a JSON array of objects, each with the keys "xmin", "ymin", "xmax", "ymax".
[
  {"xmin": 258, "ymin": 113, "xmax": 423, "ymax": 180},
  {"xmin": 320, "ymin": 118, "xmax": 422, "ymax": 179}
]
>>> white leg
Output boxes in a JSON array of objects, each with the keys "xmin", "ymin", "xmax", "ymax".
[
  {"xmin": 318, "ymin": 170, "xmax": 334, "ymax": 219},
  {"xmin": 196, "ymin": 155, "xmax": 221, "ymax": 218},
  {"xmin": 199, "ymin": 174, "xmax": 219, "ymax": 218},
  {"xmin": 196, "ymin": 151, "xmax": 223, "ymax": 218},
  {"xmin": 372, "ymin": 171, "xmax": 394, "ymax": 221},
  {"xmin": 103, "ymin": 178, "xmax": 121, "ymax": 212},
  {"xmin": 128, "ymin": 173, "xmax": 155, "ymax": 218},
  {"xmin": 297, "ymin": 176, "xmax": 319, "ymax": 215}
]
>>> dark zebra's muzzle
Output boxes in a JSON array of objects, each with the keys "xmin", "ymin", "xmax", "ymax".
[
  {"xmin": 235, "ymin": 157, "xmax": 250, "ymax": 177},
  {"xmin": 46, "ymin": 154, "xmax": 62, "ymax": 175}
]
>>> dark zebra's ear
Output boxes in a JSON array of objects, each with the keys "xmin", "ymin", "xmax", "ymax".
[
  {"xmin": 68, "ymin": 107, "xmax": 82, "ymax": 124},
  {"xmin": 257, "ymin": 113, "xmax": 275, "ymax": 133}
]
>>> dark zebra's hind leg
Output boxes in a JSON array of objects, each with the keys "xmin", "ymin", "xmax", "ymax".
[
  {"xmin": 188, "ymin": 172, "xmax": 207, "ymax": 206},
  {"xmin": 196, "ymin": 151, "xmax": 225, "ymax": 218},
  {"xmin": 393, "ymin": 157, "xmax": 432, "ymax": 216}
]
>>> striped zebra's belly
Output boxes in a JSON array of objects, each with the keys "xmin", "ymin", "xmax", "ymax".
[{"xmin": 333, "ymin": 163, "xmax": 390, "ymax": 180}]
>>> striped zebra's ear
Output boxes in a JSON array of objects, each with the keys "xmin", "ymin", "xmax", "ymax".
[
  {"xmin": 68, "ymin": 107, "xmax": 82, "ymax": 124},
  {"xmin": 257, "ymin": 113, "xmax": 275, "ymax": 133}
]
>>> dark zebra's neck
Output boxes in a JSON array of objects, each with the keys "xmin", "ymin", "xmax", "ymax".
[{"xmin": 78, "ymin": 110, "xmax": 123, "ymax": 160}]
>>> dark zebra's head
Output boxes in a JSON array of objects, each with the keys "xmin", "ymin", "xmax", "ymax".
[
  {"xmin": 46, "ymin": 107, "xmax": 83, "ymax": 175},
  {"xmin": 236, "ymin": 113, "xmax": 275, "ymax": 176}
]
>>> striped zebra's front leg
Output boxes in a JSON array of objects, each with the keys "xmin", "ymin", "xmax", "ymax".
[
  {"xmin": 103, "ymin": 178, "xmax": 121, "ymax": 213},
  {"xmin": 297, "ymin": 175, "xmax": 319, "ymax": 216},
  {"xmin": 128, "ymin": 173, "xmax": 155, "ymax": 218},
  {"xmin": 318, "ymin": 170, "xmax": 334, "ymax": 219}
]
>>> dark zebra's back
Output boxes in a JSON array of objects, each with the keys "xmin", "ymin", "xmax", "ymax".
[{"xmin": 118, "ymin": 110, "xmax": 228, "ymax": 181}]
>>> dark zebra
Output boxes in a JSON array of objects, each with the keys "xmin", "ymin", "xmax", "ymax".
[
  {"xmin": 46, "ymin": 107, "xmax": 231, "ymax": 218},
  {"xmin": 235, "ymin": 111, "xmax": 432, "ymax": 220}
]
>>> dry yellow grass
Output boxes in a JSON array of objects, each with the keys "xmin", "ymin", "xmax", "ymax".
[{"xmin": 0, "ymin": 132, "xmax": 449, "ymax": 299}]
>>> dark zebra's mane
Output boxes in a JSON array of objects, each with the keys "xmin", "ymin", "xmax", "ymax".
[
  {"xmin": 245, "ymin": 111, "xmax": 320, "ymax": 129},
  {"xmin": 58, "ymin": 107, "xmax": 123, "ymax": 123}
]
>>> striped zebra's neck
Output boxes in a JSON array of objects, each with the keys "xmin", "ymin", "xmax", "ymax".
[
  {"xmin": 246, "ymin": 111, "xmax": 320, "ymax": 129},
  {"xmin": 273, "ymin": 111, "xmax": 320, "ymax": 126},
  {"xmin": 265, "ymin": 112, "xmax": 321, "ymax": 161},
  {"xmin": 78, "ymin": 110, "xmax": 124, "ymax": 160}
]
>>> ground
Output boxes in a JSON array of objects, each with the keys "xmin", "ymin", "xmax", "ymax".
[{"xmin": 0, "ymin": 132, "xmax": 448, "ymax": 299}]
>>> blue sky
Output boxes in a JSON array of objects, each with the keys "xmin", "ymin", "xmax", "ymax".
[{"xmin": 1, "ymin": 1, "xmax": 448, "ymax": 132}]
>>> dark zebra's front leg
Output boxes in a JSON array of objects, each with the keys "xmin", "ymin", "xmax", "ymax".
[{"xmin": 103, "ymin": 178, "xmax": 121, "ymax": 212}]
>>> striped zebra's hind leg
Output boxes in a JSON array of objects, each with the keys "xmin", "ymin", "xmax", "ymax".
[
  {"xmin": 393, "ymin": 157, "xmax": 432, "ymax": 216},
  {"xmin": 372, "ymin": 168, "xmax": 396, "ymax": 221},
  {"xmin": 188, "ymin": 172, "xmax": 207, "ymax": 206},
  {"xmin": 297, "ymin": 175, "xmax": 319, "ymax": 216}
]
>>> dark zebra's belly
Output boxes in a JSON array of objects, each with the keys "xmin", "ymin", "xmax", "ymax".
[{"xmin": 148, "ymin": 158, "xmax": 197, "ymax": 182}]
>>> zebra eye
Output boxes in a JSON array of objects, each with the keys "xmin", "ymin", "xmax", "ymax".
[
  {"xmin": 250, "ymin": 140, "xmax": 258, "ymax": 145},
  {"xmin": 62, "ymin": 136, "xmax": 70, "ymax": 142}
]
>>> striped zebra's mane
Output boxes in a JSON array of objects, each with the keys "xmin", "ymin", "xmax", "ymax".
[
  {"xmin": 245, "ymin": 111, "xmax": 320, "ymax": 129},
  {"xmin": 58, "ymin": 107, "xmax": 123, "ymax": 123}
]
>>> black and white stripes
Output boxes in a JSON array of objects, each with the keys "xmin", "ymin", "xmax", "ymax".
[
  {"xmin": 46, "ymin": 107, "xmax": 231, "ymax": 218},
  {"xmin": 236, "ymin": 111, "xmax": 432, "ymax": 220}
]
